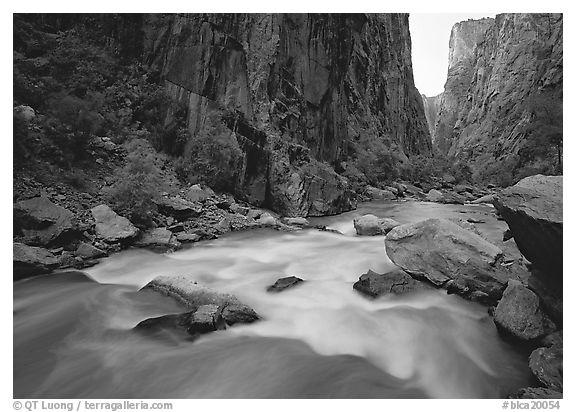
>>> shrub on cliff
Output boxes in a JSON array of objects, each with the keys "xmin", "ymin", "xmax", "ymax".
[
  {"xmin": 104, "ymin": 139, "xmax": 164, "ymax": 227},
  {"xmin": 176, "ymin": 113, "xmax": 243, "ymax": 192}
]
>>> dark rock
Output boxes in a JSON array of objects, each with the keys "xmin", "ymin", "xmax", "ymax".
[
  {"xmin": 529, "ymin": 344, "xmax": 563, "ymax": 391},
  {"xmin": 221, "ymin": 304, "xmax": 260, "ymax": 325},
  {"xmin": 540, "ymin": 331, "xmax": 563, "ymax": 348},
  {"xmin": 354, "ymin": 214, "xmax": 401, "ymax": 236},
  {"xmin": 494, "ymin": 280, "xmax": 555, "ymax": 341},
  {"xmin": 267, "ymin": 276, "xmax": 304, "ymax": 293},
  {"xmin": 509, "ymin": 387, "xmax": 562, "ymax": 399},
  {"xmin": 528, "ymin": 270, "xmax": 562, "ymax": 324},
  {"xmin": 385, "ymin": 218, "xmax": 515, "ymax": 304},
  {"xmin": 493, "ymin": 175, "xmax": 562, "ymax": 280},
  {"xmin": 353, "ymin": 269, "xmax": 428, "ymax": 297},
  {"xmin": 13, "ymin": 242, "xmax": 59, "ymax": 280},
  {"xmin": 167, "ymin": 223, "xmax": 185, "ymax": 233},
  {"xmin": 91, "ymin": 204, "xmax": 139, "ymax": 243},
  {"xmin": 503, "ymin": 229, "xmax": 513, "ymax": 242},
  {"xmin": 74, "ymin": 242, "xmax": 107, "ymax": 259},
  {"xmin": 186, "ymin": 304, "xmax": 225, "ymax": 334},
  {"xmin": 14, "ymin": 196, "xmax": 77, "ymax": 247},
  {"xmin": 156, "ymin": 196, "xmax": 202, "ymax": 219}
]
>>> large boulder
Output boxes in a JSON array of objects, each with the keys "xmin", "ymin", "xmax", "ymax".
[
  {"xmin": 74, "ymin": 242, "xmax": 107, "ymax": 259},
  {"xmin": 425, "ymin": 189, "xmax": 444, "ymax": 202},
  {"xmin": 90, "ymin": 204, "xmax": 139, "ymax": 243},
  {"xmin": 353, "ymin": 269, "xmax": 428, "ymax": 298},
  {"xmin": 385, "ymin": 218, "xmax": 514, "ymax": 304},
  {"xmin": 529, "ymin": 344, "xmax": 563, "ymax": 392},
  {"xmin": 492, "ymin": 175, "xmax": 562, "ymax": 278},
  {"xmin": 13, "ymin": 242, "xmax": 59, "ymax": 280},
  {"xmin": 134, "ymin": 228, "xmax": 181, "ymax": 251},
  {"xmin": 184, "ymin": 184, "xmax": 214, "ymax": 202},
  {"xmin": 365, "ymin": 186, "xmax": 396, "ymax": 201},
  {"xmin": 493, "ymin": 280, "xmax": 555, "ymax": 341},
  {"xmin": 14, "ymin": 196, "xmax": 77, "ymax": 247},
  {"xmin": 353, "ymin": 214, "xmax": 401, "ymax": 236}
]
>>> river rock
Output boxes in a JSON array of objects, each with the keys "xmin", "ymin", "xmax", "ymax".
[
  {"xmin": 74, "ymin": 242, "xmax": 107, "ymax": 259},
  {"xmin": 256, "ymin": 212, "xmax": 279, "ymax": 226},
  {"xmin": 267, "ymin": 276, "xmax": 304, "ymax": 293},
  {"xmin": 155, "ymin": 196, "xmax": 202, "ymax": 220},
  {"xmin": 353, "ymin": 214, "xmax": 401, "ymax": 236},
  {"xmin": 134, "ymin": 228, "xmax": 181, "ymax": 251},
  {"xmin": 492, "ymin": 175, "xmax": 562, "ymax": 280},
  {"xmin": 221, "ymin": 304, "xmax": 260, "ymax": 325},
  {"xmin": 176, "ymin": 232, "xmax": 201, "ymax": 243},
  {"xmin": 14, "ymin": 196, "xmax": 77, "ymax": 247},
  {"xmin": 13, "ymin": 242, "xmax": 59, "ymax": 280},
  {"xmin": 471, "ymin": 194, "xmax": 495, "ymax": 204},
  {"xmin": 385, "ymin": 218, "xmax": 512, "ymax": 304},
  {"xmin": 353, "ymin": 269, "xmax": 428, "ymax": 297},
  {"xmin": 366, "ymin": 186, "xmax": 396, "ymax": 200},
  {"xmin": 529, "ymin": 344, "xmax": 563, "ymax": 391},
  {"xmin": 509, "ymin": 387, "xmax": 562, "ymax": 399},
  {"xmin": 91, "ymin": 204, "xmax": 139, "ymax": 243},
  {"xmin": 187, "ymin": 304, "xmax": 225, "ymax": 334},
  {"xmin": 282, "ymin": 217, "xmax": 310, "ymax": 227},
  {"xmin": 493, "ymin": 280, "xmax": 555, "ymax": 341},
  {"xmin": 426, "ymin": 189, "xmax": 444, "ymax": 202}
]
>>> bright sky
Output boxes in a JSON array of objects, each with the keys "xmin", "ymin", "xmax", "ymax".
[{"xmin": 410, "ymin": 13, "xmax": 496, "ymax": 97}]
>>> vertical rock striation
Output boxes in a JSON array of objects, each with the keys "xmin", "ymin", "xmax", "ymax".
[
  {"xmin": 433, "ymin": 14, "xmax": 562, "ymax": 181},
  {"xmin": 138, "ymin": 14, "xmax": 431, "ymax": 215},
  {"xmin": 421, "ymin": 93, "xmax": 442, "ymax": 138}
]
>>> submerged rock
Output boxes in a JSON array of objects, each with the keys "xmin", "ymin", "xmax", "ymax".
[
  {"xmin": 385, "ymin": 218, "xmax": 514, "ymax": 304},
  {"xmin": 353, "ymin": 214, "xmax": 401, "ymax": 236},
  {"xmin": 267, "ymin": 276, "xmax": 304, "ymax": 293},
  {"xmin": 353, "ymin": 269, "xmax": 428, "ymax": 297},
  {"xmin": 91, "ymin": 204, "xmax": 139, "ymax": 243},
  {"xmin": 529, "ymin": 344, "xmax": 563, "ymax": 391},
  {"xmin": 493, "ymin": 280, "xmax": 555, "ymax": 341},
  {"xmin": 13, "ymin": 242, "xmax": 59, "ymax": 280}
]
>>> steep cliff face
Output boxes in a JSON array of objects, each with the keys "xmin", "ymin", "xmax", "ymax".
[
  {"xmin": 421, "ymin": 93, "xmax": 442, "ymax": 138},
  {"xmin": 434, "ymin": 14, "xmax": 563, "ymax": 183},
  {"xmin": 139, "ymin": 13, "xmax": 431, "ymax": 215}
]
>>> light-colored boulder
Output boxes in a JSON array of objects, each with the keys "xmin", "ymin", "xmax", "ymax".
[
  {"xmin": 91, "ymin": 204, "xmax": 139, "ymax": 243},
  {"xmin": 354, "ymin": 214, "xmax": 401, "ymax": 236}
]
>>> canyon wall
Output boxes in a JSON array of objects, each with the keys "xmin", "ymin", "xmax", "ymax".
[
  {"xmin": 421, "ymin": 93, "xmax": 442, "ymax": 138},
  {"xmin": 434, "ymin": 14, "xmax": 563, "ymax": 183},
  {"xmin": 139, "ymin": 14, "xmax": 432, "ymax": 215}
]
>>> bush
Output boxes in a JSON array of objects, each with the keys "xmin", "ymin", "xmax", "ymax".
[
  {"xmin": 177, "ymin": 112, "xmax": 243, "ymax": 192},
  {"xmin": 104, "ymin": 139, "xmax": 164, "ymax": 227}
]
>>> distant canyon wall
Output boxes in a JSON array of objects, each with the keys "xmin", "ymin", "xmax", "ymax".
[{"xmin": 432, "ymin": 14, "xmax": 563, "ymax": 183}]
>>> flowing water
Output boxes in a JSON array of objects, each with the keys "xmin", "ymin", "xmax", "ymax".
[{"xmin": 14, "ymin": 200, "xmax": 534, "ymax": 399}]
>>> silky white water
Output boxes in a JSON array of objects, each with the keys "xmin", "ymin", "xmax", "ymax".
[{"xmin": 13, "ymin": 201, "xmax": 532, "ymax": 398}]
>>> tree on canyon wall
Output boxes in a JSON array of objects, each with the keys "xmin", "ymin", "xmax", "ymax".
[{"xmin": 520, "ymin": 92, "xmax": 563, "ymax": 173}]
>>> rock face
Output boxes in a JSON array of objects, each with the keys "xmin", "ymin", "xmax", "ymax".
[
  {"xmin": 493, "ymin": 280, "xmax": 555, "ymax": 341},
  {"xmin": 91, "ymin": 204, "xmax": 139, "ymax": 243},
  {"xmin": 353, "ymin": 269, "xmax": 427, "ymax": 297},
  {"xmin": 420, "ymin": 93, "xmax": 442, "ymax": 137},
  {"xmin": 385, "ymin": 218, "xmax": 514, "ymax": 304},
  {"xmin": 353, "ymin": 214, "xmax": 400, "ymax": 236},
  {"xmin": 13, "ymin": 242, "xmax": 59, "ymax": 280},
  {"xmin": 137, "ymin": 13, "xmax": 431, "ymax": 216},
  {"xmin": 509, "ymin": 387, "xmax": 562, "ymax": 399},
  {"xmin": 433, "ymin": 14, "xmax": 563, "ymax": 180},
  {"xmin": 14, "ymin": 196, "xmax": 77, "ymax": 247}
]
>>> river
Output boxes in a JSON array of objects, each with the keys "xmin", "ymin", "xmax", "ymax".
[{"xmin": 13, "ymin": 200, "xmax": 534, "ymax": 398}]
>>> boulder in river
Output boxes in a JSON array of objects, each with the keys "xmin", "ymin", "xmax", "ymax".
[
  {"xmin": 353, "ymin": 269, "xmax": 428, "ymax": 298},
  {"xmin": 91, "ymin": 204, "xmax": 139, "ymax": 243},
  {"xmin": 14, "ymin": 196, "xmax": 77, "ymax": 247},
  {"xmin": 354, "ymin": 214, "xmax": 401, "ymax": 236},
  {"xmin": 267, "ymin": 276, "xmax": 304, "ymax": 293},
  {"xmin": 493, "ymin": 280, "xmax": 555, "ymax": 341},
  {"xmin": 74, "ymin": 242, "xmax": 107, "ymax": 259},
  {"xmin": 529, "ymin": 344, "xmax": 563, "ymax": 392},
  {"xmin": 426, "ymin": 189, "xmax": 444, "ymax": 202},
  {"xmin": 138, "ymin": 275, "xmax": 260, "ymax": 336},
  {"xmin": 281, "ymin": 217, "xmax": 310, "ymax": 227},
  {"xmin": 385, "ymin": 218, "xmax": 514, "ymax": 304},
  {"xmin": 492, "ymin": 175, "xmax": 562, "ymax": 278},
  {"xmin": 365, "ymin": 186, "xmax": 396, "ymax": 200},
  {"xmin": 13, "ymin": 242, "xmax": 59, "ymax": 280}
]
